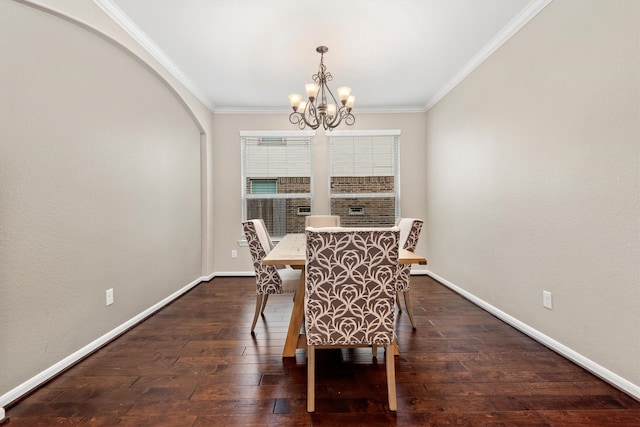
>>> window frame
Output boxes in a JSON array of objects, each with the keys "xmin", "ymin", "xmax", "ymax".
[
  {"xmin": 327, "ymin": 130, "xmax": 401, "ymax": 226},
  {"xmin": 240, "ymin": 131, "xmax": 315, "ymax": 241}
]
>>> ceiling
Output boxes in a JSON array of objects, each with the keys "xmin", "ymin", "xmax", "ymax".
[{"xmin": 98, "ymin": 0, "xmax": 548, "ymax": 113}]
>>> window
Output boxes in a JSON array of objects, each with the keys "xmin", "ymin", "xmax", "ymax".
[
  {"xmin": 328, "ymin": 130, "xmax": 400, "ymax": 227},
  {"xmin": 250, "ymin": 179, "xmax": 277, "ymax": 194},
  {"xmin": 241, "ymin": 131, "xmax": 314, "ymax": 238}
]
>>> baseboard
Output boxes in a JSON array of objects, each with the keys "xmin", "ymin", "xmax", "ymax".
[
  {"xmin": 214, "ymin": 271, "xmax": 254, "ymax": 277},
  {"xmin": 426, "ymin": 270, "xmax": 640, "ymax": 401},
  {"xmin": 7, "ymin": 267, "xmax": 634, "ymax": 420},
  {"xmin": 0, "ymin": 275, "xmax": 207, "ymax": 413},
  {"xmin": 202, "ymin": 271, "xmax": 216, "ymax": 281}
]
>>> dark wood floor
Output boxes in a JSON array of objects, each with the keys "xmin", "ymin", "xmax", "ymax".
[{"xmin": 5, "ymin": 276, "xmax": 640, "ymax": 426}]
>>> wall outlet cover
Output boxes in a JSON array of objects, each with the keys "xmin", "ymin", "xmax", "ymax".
[
  {"xmin": 543, "ymin": 290, "xmax": 552, "ymax": 309},
  {"xmin": 106, "ymin": 288, "xmax": 114, "ymax": 306}
]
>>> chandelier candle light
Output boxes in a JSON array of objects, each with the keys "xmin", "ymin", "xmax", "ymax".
[{"xmin": 288, "ymin": 46, "xmax": 355, "ymax": 131}]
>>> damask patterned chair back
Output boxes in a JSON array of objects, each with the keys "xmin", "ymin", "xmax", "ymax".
[
  {"xmin": 304, "ymin": 215, "xmax": 341, "ymax": 228},
  {"xmin": 395, "ymin": 217, "xmax": 424, "ymax": 329},
  {"xmin": 243, "ymin": 220, "xmax": 282, "ymax": 294},
  {"xmin": 304, "ymin": 226, "xmax": 400, "ymax": 412},
  {"xmin": 242, "ymin": 220, "xmax": 300, "ymax": 332}
]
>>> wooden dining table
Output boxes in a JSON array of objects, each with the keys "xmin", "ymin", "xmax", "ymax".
[{"xmin": 262, "ymin": 233, "xmax": 427, "ymax": 357}]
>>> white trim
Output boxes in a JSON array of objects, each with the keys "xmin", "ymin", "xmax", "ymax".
[
  {"xmin": 214, "ymin": 271, "xmax": 255, "ymax": 277},
  {"xmin": 246, "ymin": 193, "xmax": 310, "ymax": 200},
  {"xmin": 329, "ymin": 129, "xmax": 401, "ymax": 137},
  {"xmin": 425, "ymin": 269, "xmax": 640, "ymax": 401},
  {"xmin": 6, "ymin": 263, "xmax": 637, "ymax": 418},
  {"xmin": 0, "ymin": 265, "xmax": 422, "ymax": 416},
  {"xmin": 0, "ymin": 275, "xmax": 207, "ymax": 411},
  {"xmin": 215, "ymin": 106, "xmax": 427, "ymax": 114},
  {"xmin": 202, "ymin": 272, "xmax": 216, "ymax": 282},
  {"xmin": 239, "ymin": 130, "xmax": 316, "ymax": 138},
  {"xmin": 425, "ymin": 0, "xmax": 553, "ymax": 110},
  {"xmin": 215, "ymin": 107, "xmax": 291, "ymax": 115},
  {"xmin": 96, "ymin": 0, "xmax": 551, "ymax": 116},
  {"xmin": 350, "ymin": 106, "xmax": 427, "ymax": 114},
  {"xmin": 92, "ymin": 0, "xmax": 215, "ymax": 112},
  {"xmin": 95, "ymin": 1, "xmax": 551, "ymax": 116}
]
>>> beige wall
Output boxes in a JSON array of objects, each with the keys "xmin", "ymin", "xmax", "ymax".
[
  {"xmin": 0, "ymin": 0, "xmax": 213, "ymax": 401},
  {"xmin": 211, "ymin": 113, "xmax": 429, "ymax": 274},
  {"xmin": 425, "ymin": 0, "xmax": 639, "ymax": 391}
]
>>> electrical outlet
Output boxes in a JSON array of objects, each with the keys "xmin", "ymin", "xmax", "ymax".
[
  {"xmin": 106, "ymin": 288, "xmax": 114, "ymax": 306},
  {"xmin": 543, "ymin": 290, "xmax": 552, "ymax": 309},
  {"xmin": 231, "ymin": 249, "xmax": 238, "ymax": 258}
]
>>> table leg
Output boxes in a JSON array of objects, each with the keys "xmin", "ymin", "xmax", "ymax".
[{"xmin": 283, "ymin": 269, "xmax": 306, "ymax": 357}]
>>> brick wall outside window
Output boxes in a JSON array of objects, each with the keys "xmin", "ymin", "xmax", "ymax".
[
  {"xmin": 247, "ymin": 173, "xmax": 396, "ymax": 233},
  {"xmin": 331, "ymin": 176, "xmax": 396, "ymax": 227},
  {"xmin": 246, "ymin": 177, "xmax": 311, "ymax": 236}
]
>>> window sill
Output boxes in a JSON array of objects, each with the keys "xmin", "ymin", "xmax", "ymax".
[{"xmin": 237, "ymin": 238, "xmax": 283, "ymax": 247}]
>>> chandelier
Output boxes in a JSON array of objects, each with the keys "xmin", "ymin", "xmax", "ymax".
[{"xmin": 288, "ymin": 46, "xmax": 355, "ymax": 131}]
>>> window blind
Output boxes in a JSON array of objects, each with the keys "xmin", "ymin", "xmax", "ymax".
[
  {"xmin": 329, "ymin": 135, "xmax": 398, "ymax": 178},
  {"xmin": 242, "ymin": 137, "xmax": 312, "ymax": 179}
]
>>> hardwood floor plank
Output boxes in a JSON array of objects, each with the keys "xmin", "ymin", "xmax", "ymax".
[{"xmin": 5, "ymin": 276, "xmax": 640, "ymax": 426}]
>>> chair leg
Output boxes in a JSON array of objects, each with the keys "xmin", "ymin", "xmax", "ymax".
[
  {"xmin": 307, "ymin": 345, "xmax": 316, "ymax": 412},
  {"xmin": 385, "ymin": 343, "xmax": 397, "ymax": 411},
  {"xmin": 372, "ymin": 344, "xmax": 378, "ymax": 358},
  {"xmin": 250, "ymin": 294, "xmax": 263, "ymax": 332},
  {"xmin": 260, "ymin": 294, "xmax": 269, "ymax": 314},
  {"xmin": 403, "ymin": 290, "xmax": 417, "ymax": 330},
  {"xmin": 396, "ymin": 292, "xmax": 403, "ymax": 312}
]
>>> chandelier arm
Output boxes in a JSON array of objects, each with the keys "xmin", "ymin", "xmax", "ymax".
[
  {"xmin": 290, "ymin": 110, "xmax": 320, "ymax": 130},
  {"xmin": 289, "ymin": 111, "xmax": 302, "ymax": 127},
  {"xmin": 306, "ymin": 102, "xmax": 319, "ymax": 128},
  {"xmin": 343, "ymin": 110, "xmax": 356, "ymax": 126},
  {"xmin": 326, "ymin": 106, "xmax": 356, "ymax": 130},
  {"xmin": 324, "ymin": 106, "xmax": 344, "ymax": 129}
]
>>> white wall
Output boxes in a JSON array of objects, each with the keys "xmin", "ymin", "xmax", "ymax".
[
  {"xmin": 425, "ymin": 0, "xmax": 639, "ymax": 394},
  {"xmin": 211, "ymin": 113, "xmax": 429, "ymax": 274},
  {"xmin": 0, "ymin": 0, "xmax": 213, "ymax": 405}
]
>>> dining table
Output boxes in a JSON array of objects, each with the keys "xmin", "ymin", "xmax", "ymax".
[{"xmin": 262, "ymin": 232, "xmax": 427, "ymax": 357}]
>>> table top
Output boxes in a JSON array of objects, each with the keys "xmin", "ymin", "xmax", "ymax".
[{"xmin": 263, "ymin": 233, "xmax": 427, "ymax": 266}]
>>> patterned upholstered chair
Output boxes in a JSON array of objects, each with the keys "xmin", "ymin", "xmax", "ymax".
[
  {"xmin": 305, "ymin": 226, "xmax": 400, "ymax": 412},
  {"xmin": 242, "ymin": 219, "xmax": 300, "ymax": 333},
  {"xmin": 395, "ymin": 218, "xmax": 424, "ymax": 329},
  {"xmin": 304, "ymin": 215, "xmax": 341, "ymax": 228}
]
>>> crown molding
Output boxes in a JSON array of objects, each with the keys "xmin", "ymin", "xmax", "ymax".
[
  {"xmin": 328, "ymin": 130, "xmax": 401, "ymax": 137},
  {"xmin": 94, "ymin": 0, "xmax": 551, "ymax": 116},
  {"xmin": 93, "ymin": 0, "xmax": 216, "ymax": 113},
  {"xmin": 239, "ymin": 130, "xmax": 316, "ymax": 138},
  {"xmin": 425, "ymin": 0, "xmax": 553, "ymax": 111},
  {"xmin": 214, "ymin": 107, "xmax": 291, "ymax": 115},
  {"xmin": 214, "ymin": 105, "xmax": 427, "ymax": 115}
]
